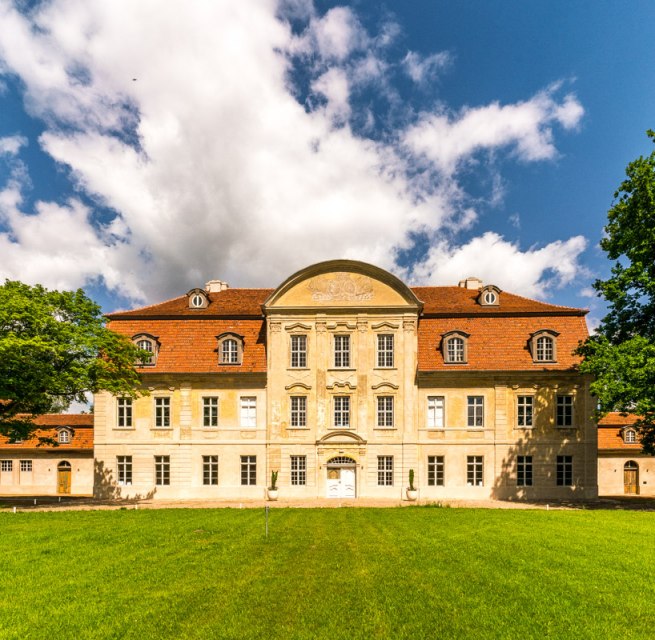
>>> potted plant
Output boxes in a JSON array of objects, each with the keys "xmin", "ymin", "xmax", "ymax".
[
  {"xmin": 406, "ymin": 468, "xmax": 418, "ymax": 501},
  {"xmin": 267, "ymin": 470, "xmax": 279, "ymax": 501}
]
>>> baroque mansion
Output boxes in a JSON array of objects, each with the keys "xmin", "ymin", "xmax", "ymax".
[{"xmin": 92, "ymin": 260, "xmax": 598, "ymax": 501}]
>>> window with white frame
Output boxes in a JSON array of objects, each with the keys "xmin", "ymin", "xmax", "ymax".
[
  {"xmin": 334, "ymin": 335, "xmax": 351, "ymax": 368},
  {"xmin": 556, "ymin": 395, "xmax": 573, "ymax": 427},
  {"xmin": 517, "ymin": 396, "xmax": 533, "ymax": 428},
  {"xmin": 624, "ymin": 429, "xmax": 637, "ymax": 444},
  {"xmin": 377, "ymin": 334, "xmax": 394, "ymax": 368},
  {"xmin": 333, "ymin": 396, "xmax": 350, "ymax": 428},
  {"xmin": 154, "ymin": 455, "xmax": 170, "ymax": 486},
  {"xmin": 376, "ymin": 396, "xmax": 394, "ymax": 428},
  {"xmin": 58, "ymin": 429, "xmax": 70, "ymax": 444},
  {"xmin": 290, "ymin": 335, "xmax": 307, "ymax": 368},
  {"xmin": 240, "ymin": 455, "xmax": 256, "ymax": 485},
  {"xmin": 203, "ymin": 397, "xmax": 219, "ymax": 428},
  {"xmin": 117, "ymin": 397, "xmax": 133, "ymax": 428},
  {"xmin": 443, "ymin": 332, "xmax": 468, "ymax": 364},
  {"xmin": 20, "ymin": 460, "xmax": 32, "ymax": 473},
  {"xmin": 427, "ymin": 456, "xmax": 444, "ymax": 486},
  {"xmin": 556, "ymin": 455, "xmax": 573, "ymax": 486},
  {"xmin": 221, "ymin": 338, "xmax": 239, "ymax": 364},
  {"xmin": 240, "ymin": 397, "xmax": 257, "ymax": 428},
  {"xmin": 203, "ymin": 455, "xmax": 219, "ymax": 485},
  {"xmin": 291, "ymin": 455, "xmax": 306, "ymax": 485},
  {"xmin": 117, "ymin": 456, "xmax": 132, "ymax": 486},
  {"xmin": 290, "ymin": 396, "xmax": 307, "ymax": 427},
  {"xmin": 134, "ymin": 334, "xmax": 158, "ymax": 365},
  {"xmin": 530, "ymin": 330, "xmax": 559, "ymax": 363},
  {"xmin": 427, "ymin": 396, "xmax": 445, "ymax": 429},
  {"xmin": 1, "ymin": 460, "xmax": 12, "ymax": 472},
  {"xmin": 155, "ymin": 397, "xmax": 171, "ymax": 428},
  {"xmin": 517, "ymin": 455, "xmax": 533, "ymax": 487},
  {"xmin": 377, "ymin": 456, "xmax": 393, "ymax": 486},
  {"xmin": 467, "ymin": 456, "xmax": 483, "ymax": 486},
  {"xmin": 467, "ymin": 396, "xmax": 484, "ymax": 428}
]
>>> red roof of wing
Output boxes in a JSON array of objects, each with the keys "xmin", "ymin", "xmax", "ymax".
[
  {"xmin": 417, "ymin": 315, "xmax": 588, "ymax": 371},
  {"xmin": 597, "ymin": 414, "xmax": 642, "ymax": 451},
  {"xmin": 0, "ymin": 414, "xmax": 93, "ymax": 450},
  {"xmin": 598, "ymin": 412, "xmax": 640, "ymax": 427}
]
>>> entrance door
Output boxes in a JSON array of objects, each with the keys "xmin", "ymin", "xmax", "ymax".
[
  {"xmin": 57, "ymin": 461, "xmax": 72, "ymax": 494},
  {"xmin": 326, "ymin": 467, "xmax": 356, "ymax": 498},
  {"xmin": 624, "ymin": 461, "xmax": 639, "ymax": 495}
]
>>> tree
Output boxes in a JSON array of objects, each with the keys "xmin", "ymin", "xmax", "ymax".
[
  {"xmin": 577, "ymin": 130, "xmax": 655, "ymax": 454},
  {"xmin": 0, "ymin": 280, "xmax": 146, "ymax": 441}
]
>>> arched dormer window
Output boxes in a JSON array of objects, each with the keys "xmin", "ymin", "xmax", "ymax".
[
  {"xmin": 442, "ymin": 331, "xmax": 470, "ymax": 364},
  {"xmin": 186, "ymin": 288, "xmax": 209, "ymax": 309},
  {"xmin": 529, "ymin": 329, "xmax": 559, "ymax": 363},
  {"xmin": 623, "ymin": 428, "xmax": 637, "ymax": 444},
  {"xmin": 217, "ymin": 333, "xmax": 244, "ymax": 365},
  {"xmin": 478, "ymin": 285, "xmax": 501, "ymax": 306},
  {"xmin": 58, "ymin": 428, "xmax": 71, "ymax": 444},
  {"xmin": 132, "ymin": 333, "xmax": 159, "ymax": 366}
]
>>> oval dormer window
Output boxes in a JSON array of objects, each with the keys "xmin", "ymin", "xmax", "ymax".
[
  {"xmin": 483, "ymin": 290, "xmax": 497, "ymax": 305},
  {"xmin": 191, "ymin": 294, "xmax": 205, "ymax": 308}
]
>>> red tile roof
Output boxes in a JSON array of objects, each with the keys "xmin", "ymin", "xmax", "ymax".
[
  {"xmin": 0, "ymin": 414, "xmax": 93, "ymax": 450},
  {"xmin": 597, "ymin": 413, "xmax": 642, "ymax": 451},
  {"xmin": 107, "ymin": 285, "xmax": 588, "ymax": 374}
]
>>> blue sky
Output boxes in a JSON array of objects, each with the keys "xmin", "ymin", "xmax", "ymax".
[{"xmin": 0, "ymin": 0, "xmax": 654, "ymax": 328}]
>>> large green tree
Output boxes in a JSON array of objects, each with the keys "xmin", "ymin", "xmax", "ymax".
[
  {"xmin": 578, "ymin": 130, "xmax": 655, "ymax": 454},
  {"xmin": 0, "ymin": 280, "xmax": 145, "ymax": 441}
]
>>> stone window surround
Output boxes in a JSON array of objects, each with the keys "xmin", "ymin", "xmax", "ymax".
[
  {"xmin": 529, "ymin": 329, "xmax": 560, "ymax": 363},
  {"xmin": 216, "ymin": 332, "xmax": 244, "ymax": 366},
  {"xmin": 441, "ymin": 330, "xmax": 470, "ymax": 364},
  {"xmin": 132, "ymin": 332, "xmax": 160, "ymax": 366}
]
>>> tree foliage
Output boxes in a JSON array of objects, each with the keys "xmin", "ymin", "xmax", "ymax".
[
  {"xmin": 578, "ymin": 130, "xmax": 655, "ymax": 453},
  {"xmin": 0, "ymin": 281, "xmax": 145, "ymax": 441}
]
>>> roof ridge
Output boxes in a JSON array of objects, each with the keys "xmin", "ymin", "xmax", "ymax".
[{"xmin": 108, "ymin": 294, "xmax": 185, "ymax": 315}]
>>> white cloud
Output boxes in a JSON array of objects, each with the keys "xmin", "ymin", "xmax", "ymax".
[
  {"xmin": 0, "ymin": 0, "xmax": 588, "ymax": 306},
  {"xmin": 403, "ymin": 50, "xmax": 451, "ymax": 84},
  {"xmin": 0, "ymin": 134, "xmax": 27, "ymax": 155}
]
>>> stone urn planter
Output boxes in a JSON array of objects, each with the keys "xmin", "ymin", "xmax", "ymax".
[
  {"xmin": 267, "ymin": 470, "xmax": 279, "ymax": 501},
  {"xmin": 267, "ymin": 488, "xmax": 279, "ymax": 501}
]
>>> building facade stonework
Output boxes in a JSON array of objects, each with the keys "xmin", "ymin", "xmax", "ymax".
[{"xmin": 94, "ymin": 260, "xmax": 598, "ymax": 501}]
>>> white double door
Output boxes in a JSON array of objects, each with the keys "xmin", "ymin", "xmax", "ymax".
[{"xmin": 327, "ymin": 467, "xmax": 356, "ymax": 498}]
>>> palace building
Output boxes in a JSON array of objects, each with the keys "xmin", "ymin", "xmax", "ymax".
[{"xmin": 93, "ymin": 260, "xmax": 598, "ymax": 501}]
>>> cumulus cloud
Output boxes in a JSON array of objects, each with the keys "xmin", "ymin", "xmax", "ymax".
[
  {"xmin": 402, "ymin": 50, "xmax": 452, "ymax": 85},
  {"xmin": 0, "ymin": 0, "xmax": 587, "ymax": 306}
]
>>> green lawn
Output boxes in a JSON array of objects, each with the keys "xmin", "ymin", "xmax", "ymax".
[{"xmin": 0, "ymin": 507, "xmax": 652, "ymax": 639}]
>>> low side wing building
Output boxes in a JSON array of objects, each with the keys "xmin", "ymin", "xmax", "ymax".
[{"xmin": 94, "ymin": 259, "xmax": 597, "ymax": 501}]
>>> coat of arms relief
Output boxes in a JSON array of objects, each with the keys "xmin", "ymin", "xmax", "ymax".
[{"xmin": 307, "ymin": 273, "xmax": 374, "ymax": 302}]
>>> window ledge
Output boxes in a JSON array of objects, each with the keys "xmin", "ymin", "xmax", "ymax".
[
  {"xmin": 328, "ymin": 368, "xmax": 356, "ymax": 372},
  {"xmin": 113, "ymin": 427, "xmax": 135, "ymax": 431},
  {"xmin": 287, "ymin": 427, "xmax": 310, "ymax": 431},
  {"xmin": 374, "ymin": 367, "xmax": 397, "ymax": 371},
  {"xmin": 151, "ymin": 427, "xmax": 173, "ymax": 431},
  {"xmin": 466, "ymin": 427, "xmax": 484, "ymax": 431},
  {"xmin": 287, "ymin": 367, "xmax": 310, "ymax": 371},
  {"xmin": 373, "ymin": 427, "xmax": 397, "ymax": 431},
  {"xmin": 444, "ymin": 362, "xmax": 468, "ymax": 365}
]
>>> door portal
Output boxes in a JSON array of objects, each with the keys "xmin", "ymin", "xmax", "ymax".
[
  {"xmin": 326, "ymin": 457, "xmax": 356, "ymax": 498},
  {"xmin": 57, "ymin": 461, "xmax": 72, "ymax": 494},
  {"xmin": 624, "ymin": 461, "xmax": 639, "ymax": 495}
]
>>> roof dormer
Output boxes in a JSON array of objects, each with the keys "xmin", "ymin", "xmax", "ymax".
[
  {"xmin": 186, "ymin": 288, "xmax": 209, "ymax": 309},
  {"xmin": 478, "ymin": 285, "xmax": 501, "ymax": 306}
]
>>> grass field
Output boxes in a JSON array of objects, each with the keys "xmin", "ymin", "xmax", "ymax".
[{"xmin": 0, "ymin": 507, "xmax": 653, "ymax": 639}]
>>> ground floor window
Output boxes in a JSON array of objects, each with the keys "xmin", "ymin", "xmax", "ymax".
[
  {"xmin": 517, "ymin": 455, "xmax": 533, "ymax": 486},
  {"xmin": 377, "ymin": 456, "xmax": 393, "ymax": 486},
  {"xmin": 1, "ymin": 460, "xmax": 12, "ymax": 472},
  {"xmin": 203, "ymin": 455, "xmax": 219, "ymax": 485},
  {"xmin": 20, "ymin": 460, "xmax": 32, "ymax": 473},
  {"xmin": 427, "ymin": 456, "xmax": 444, "ymax": 486},
  {"xmin": 291, "ymin": 455, "xmax": 306, "ymax": 485},
  {"xmin": 556, "ymin": 455, "xmax": 573, "ymax": 486},
  {"xmin": 117, "ymin": 456, "xmax": 133, "ymax": 486},
  {"xmin": 467, "ymin": 456, "xmax": 483, "ymax": 486},
  {"xmin": 241, "ymin": 455, "xmax": 256, "ymax": 485},
  {"xmin": 155, "ymin": 455, "xmax": 170, "ymax": 486}
]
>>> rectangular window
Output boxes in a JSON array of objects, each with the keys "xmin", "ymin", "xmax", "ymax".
[
  {"xmin": 376, "ymin": 396, "xmax": 394, "ymax": 428},
  {"xmin": 557, "ymin": 455, "xmax": 573, "ymax": 486},
  {"xmin": 290, "ymin": 335, "xmax": 307, "ymax": 368},
  {"xmin": 377, "ymin": 334, "xmax": 394, "ymax": 368},
  {"xmin": 377, "ymin": 456, "xmax": 393, "ymax": 486},
  {"xmin": 203, "ymin": 397, "xmax": 219, "ymax": 428},
  {"xmin": 117, "ymin": 397, "xmax": 133, "ymax": 428},
  {"xmin": 291, "ymin": 455, "xmax": 307, "ymax": 486},
  {"xmin": 240, "ymin": 397, "xmax": 257, "ymax": 428},
  {"xmin": 467, "ymin": 456, "xmax": 483, "ymax": 486},
  {"xmin": 117, "ymin": 456, "xmax": 132, "ymax": 486},
  {"xmin": 203, "ymin": 455, "xmax": 219, "ymax": 485},
  {"xmin": 427, "ymin": 456, "xmax": 445, "ymax": 486},
  {"xmin": 290, "ymin": 396, "xmax": 307, "ymax": 427},
  {"xmin": 155, "ymin": 397, "xmax": 170, "ymax": 428},
  {"xmin": 1, "ymin": 460, "xmax": 12, "ymax": 472},
  {"xmin": 467, "ymin": 396, "xmax": 484, "ymax": 428},
  {"xmin": 333, "ymin": 396, "xmax": 350, "ymax": 428},
  {"xmin": 334, "ymin": 335, "xmax": 351, "ymax": 368},
  {"xmin": 154, "ymin": 455, "xmax": 170, "ymax": 486},
  {"xmin": 241, "ymin": 455, "xmax": 256, "ymax": 485},
  {"xmin": 517, "ymin": 455, "xmax": 533, "ymax": 486},
  {"xmin": 556, "ymin": 395, "xmax": 574, "ymax": 427},
  {"xmin": 427, "ymin": 396, "xmax": 445, "ymax": 429},
  {"xmin": 20, "ymin": 460, "xmax": 32, "ymax": 473},
  {"xmin": 517, "ymin": 396, "xmax": 533, "ymax": 428}
]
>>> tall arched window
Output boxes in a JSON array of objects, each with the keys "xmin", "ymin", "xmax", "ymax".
[
  {"xmin": 217, "ymin": 333, "xmax": 244, "ymax": 365},
  {"xmin": 132, "ymin": 333, "xmax": 159, "ymax": 366},
  {"xmin": 530, "ymin": 330, "xmax": 559, "ymax": 363},
  {"xmin": 442, "ymin": 331, "xmax": 469, "ymax": 364}
]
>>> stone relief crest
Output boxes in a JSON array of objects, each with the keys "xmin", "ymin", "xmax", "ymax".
[{"xmin": 308, "ymin": 273, "xmax": 374, "ymax": 302}]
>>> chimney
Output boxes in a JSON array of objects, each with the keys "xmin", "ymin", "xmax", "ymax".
[
  {"xmin": 458, "ymin": 277, "xmax": 483, "ymax": 290},
  {"xmin": 205, "ymin": 279, "xmax": 230, "ymax": 292}
]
